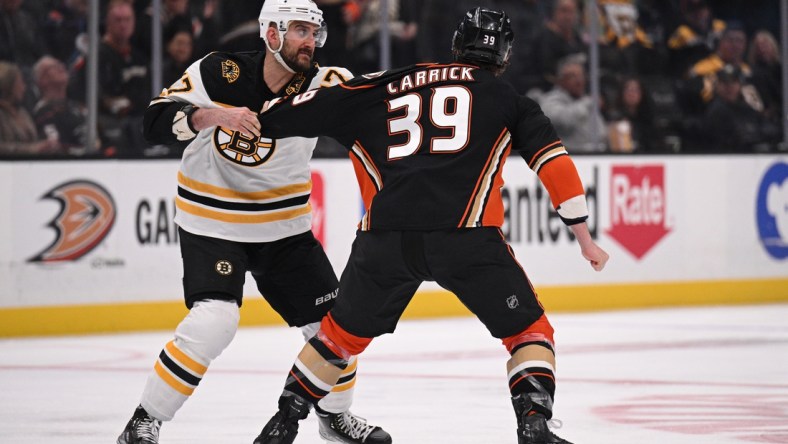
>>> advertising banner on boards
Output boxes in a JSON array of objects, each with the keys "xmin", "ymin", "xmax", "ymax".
[{"xmin": 1, "ymin": 155, "xmax": 786, "ymax": 310}]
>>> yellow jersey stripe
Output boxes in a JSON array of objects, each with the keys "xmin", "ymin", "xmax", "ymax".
[
  {"xmin": 176, "ymin": 198, "xmax": 312, "ymax": 224},
  {"xmin": 178, "ymin": 171, "xmax": 312, "ymax": 201}
]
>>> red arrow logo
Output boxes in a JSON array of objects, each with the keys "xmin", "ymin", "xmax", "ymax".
[{"xmin": 606, "ymin": 165, "xmax": 671, "ymax": 259}]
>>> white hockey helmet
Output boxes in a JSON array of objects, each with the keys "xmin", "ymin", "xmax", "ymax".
[{"xmin": 258, "ymin": 0, "xmax": 327, "ymax": 48}]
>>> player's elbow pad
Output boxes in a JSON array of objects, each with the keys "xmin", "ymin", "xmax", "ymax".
[{"xmin": 143, "ymin": 102, "xmax": 184, "ymax": 145}]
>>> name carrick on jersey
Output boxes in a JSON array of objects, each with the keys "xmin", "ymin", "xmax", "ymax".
[
  {"xmin": 146, "ymin": 51, "xmax": 352, "ymax": 242},
  {"xmin": 260, "ymin": 63, "xmax": 589, "ymax": 231}
]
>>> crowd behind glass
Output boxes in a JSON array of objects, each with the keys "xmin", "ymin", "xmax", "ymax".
[{"xmin": 0, "ymin": 0, "xmax": 783, "ymax": 158}]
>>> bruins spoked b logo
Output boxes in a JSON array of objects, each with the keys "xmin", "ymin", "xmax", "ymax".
[
  {"xmin": 214, "ymin": 128, "xmax": 275, "ymax": 166},
  {"xmin": 215, "ymin": 260, "xmax": 233, "ymax": 276}
]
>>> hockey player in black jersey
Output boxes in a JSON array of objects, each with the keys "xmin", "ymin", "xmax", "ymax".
[
  {"xmin": 116, "ymin": 1, "xmax": 390, "ymax": 444},
  {"xmin": 252, "ymin": 7, "xmax": 609, "ymax": 444}
]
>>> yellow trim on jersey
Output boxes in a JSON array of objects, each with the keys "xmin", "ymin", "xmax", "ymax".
[
  {"xmin": 178, "ymin": 171, "xmax": 312, "ymax": 201},
  {"xmin": 463, "ymin": 131, "xmax": 511, "ymax": 227},
  {"xmin": 176, "ymin": 198, "xmax": 312, "ymax": 224}
]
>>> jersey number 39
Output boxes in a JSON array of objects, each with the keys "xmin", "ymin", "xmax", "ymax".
[{"xmin": 386, "ymin": 86, "xmax": 471, "ymax": 161}]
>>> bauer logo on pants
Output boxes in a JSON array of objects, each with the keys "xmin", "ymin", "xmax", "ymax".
[
  {"xmin": 606, "ymin": 165, "xmax": 671, "ymax": 260},
  {"xmin": 29, "ymin": 180, "xmax": 116, "ymax": 263}
]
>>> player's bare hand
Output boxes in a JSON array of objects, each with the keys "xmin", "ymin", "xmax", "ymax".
[
  {"xmin": 582, "ymin": 243, "xmax": 609, "ymax": 272},
  {"xmin": 197, "ymin": 107, "xmax": 261, "ymax": 138}
]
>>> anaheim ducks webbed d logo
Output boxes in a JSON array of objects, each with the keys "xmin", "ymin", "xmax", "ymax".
[
  {"xmin": 30, "ymin": 180, "xmax": 116, "ymax": 262},
  {"xmin": 213, "ymin": 128, "xmax": 276, "ymax": 166}
]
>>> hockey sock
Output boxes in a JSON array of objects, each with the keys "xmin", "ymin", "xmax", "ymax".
[
  {"xmin": 317, "ymin": 356, "xmax": 357, "ymax": 413},
  {"xmin": 284, "ymin": 336, "xmax": 348, "ymax": 406},
  {"xmin": 141, "ymin": 300, "xmax": 239, "ymax": 421},
  {"xmin": 507, "ymin": 360, "xmax": 556, "ymax": 418}
]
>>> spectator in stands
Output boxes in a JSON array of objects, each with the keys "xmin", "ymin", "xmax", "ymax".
[
  {"xmin": 605, "ymin": 77, "xmax": 656, "ymax": 152},
  {"xmin": 134, "ymin": 0, "xmax": 219, "ymax": 60},
  {"xmin": 667, "ymin": 0, "xmax": 726, "ymax": 78},
  {"xmin": 215, "ymin": 0, "xmax": 264, "ymax": 52},
  {"xmin": 597, "ymin": 0, "xmax": 660, "ymax": 76},
  {"xmin": 700, "ymin": 64, "xmax": 779, "ymax": 152},
  {"xmin": 686, "ymin": 23, "xmax": 764, "ymax": 112},
  {"xmin": 0, "ymin": 0, "xmax": 46, "ymax": 70},
  {"xmin": 747, "ymin": 29, "xmax": 782, "ymax": 120},
  {"xmin": 346, "ymin": 0, "xmax": 419, "ymax": 74},
  {"xmin": 43, "ymin": 0, "xmax": 88, "ymax": 66},
  {"xmin": 530, "ymin": 0, "xmax": 587, "ymax": 93},
  {"xmin": 313, "ymin": 0, "xmax": 355, "ymax": 68},
  {"xmin": 31, "ymin": 56, "xmax": 92, "ymax": 155},
  {"xmin": 538, "ymin": 57, "xmax": 607, "ymax": 152},
  {"xmin": 85, "ymin": 0, "xmax": 151, "ymax": 157},
  {"xmin": 489, "ymin": 0, "xmax": 546, "ymax": 94},
  {"xmin": 415, "ymin": 0, "xmax": 456, "ymax": 63},
  {"xmin": 0, "ymin": 61, "xmax": 57, "ymax": 155},
  {"xmin": 162, "ymin": 18, "xmax": 195, "ymax": 86}
]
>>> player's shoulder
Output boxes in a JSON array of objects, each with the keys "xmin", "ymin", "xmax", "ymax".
[
  {"xmin": 198, "ymin": 50, "xmax": 264, "ymax": 83},
  {"xmin": 310, "ymin": 65, "xmax": 354, "ymax": 88}
]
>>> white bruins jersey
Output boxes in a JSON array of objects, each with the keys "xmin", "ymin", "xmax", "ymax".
[{"xmin": 149, "ymin": 51, "xmax": 352, "ymax": 242}]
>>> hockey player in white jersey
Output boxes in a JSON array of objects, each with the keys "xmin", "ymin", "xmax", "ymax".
[{"xmin": 116, "ymin": 1, "xmax": 391, "ymax": 443}]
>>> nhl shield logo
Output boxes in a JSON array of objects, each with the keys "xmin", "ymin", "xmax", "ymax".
[{"xmin": 506, "ymin": 295, "xmax": 519, "ymax": 309}]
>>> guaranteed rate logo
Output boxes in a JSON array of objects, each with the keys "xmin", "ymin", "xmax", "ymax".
[
  {"xmin": 606, "ymin": 165, "xmax": 671, "ymax": 260},
  {"xmin": 29, "ymin": 180, "xmax": 116, "ymax": 263},
  {"xmin": 756, "ymin": 162, "xmax": 788, "ymax": 259}
]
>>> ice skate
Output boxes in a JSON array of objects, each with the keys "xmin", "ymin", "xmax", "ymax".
[
  {"xmin": 317, "ymin": 409, "xmax": 392, "ymax": 444},
  {"xmin": 117, "ymin": 405, "xmax": 162, "ymax": 444},
  {"xmin": 512, "ymin": 393, "xmax": 572, "ymax": 444},
  {"xmin": 253, "ymin": 394, "xmax": 312, "ymax": 444}
]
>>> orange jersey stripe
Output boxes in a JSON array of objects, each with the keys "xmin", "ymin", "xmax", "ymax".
[
  {"xmin": 480, "ymin": 144, "xmax": 512, "ymax": 226},
  {"xmin": 349, "ymin": 142, "xmax": 382, "ymax": 230},
  {"xmin": 536, "ymin": 155, "xmax": 585, "ymax": 209},
  {"xmin": 459, "ymin": 129, "xmax": 510, "ymax": 227}
]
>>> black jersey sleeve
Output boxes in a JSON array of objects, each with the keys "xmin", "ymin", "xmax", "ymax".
[
  {"xmin": 510, "ymin": 95, "xmax": 562, "ymax": 164},
  {"xmin": 258, "ymin": 83, "xmax": 364, "ymax": 146},
  {"xmin": 143, "ymin": 101, "xmax": 186, "ymax": 145}
]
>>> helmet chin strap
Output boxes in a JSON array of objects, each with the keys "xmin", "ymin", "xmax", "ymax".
[{"xmin": 264, "ymin": 32, "xmax": 296, "ymax": 74}]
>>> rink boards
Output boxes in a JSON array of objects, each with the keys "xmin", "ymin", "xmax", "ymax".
[{"xmin": 1, "ymin": 155, "xmax": 786, "ymax": 336}]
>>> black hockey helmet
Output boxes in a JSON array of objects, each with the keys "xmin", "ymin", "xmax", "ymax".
[{"xmin": 451, "ymin": 7, "xmax": 514, "ymax": 68}]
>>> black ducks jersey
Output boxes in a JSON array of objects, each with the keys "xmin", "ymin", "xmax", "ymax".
[{"xmin": 259, "ymin": 62, "xmax": 589, "ymax": 231}]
